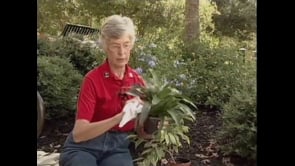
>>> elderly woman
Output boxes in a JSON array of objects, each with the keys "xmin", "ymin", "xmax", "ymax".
[{"xmin": 59, "ymin": 15, "xmax": 145, "ymax": 166}]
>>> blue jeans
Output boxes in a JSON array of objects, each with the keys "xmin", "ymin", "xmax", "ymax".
[{"xmin": 59, "ymin": 131, "xmax": 133, "ymax": 166}]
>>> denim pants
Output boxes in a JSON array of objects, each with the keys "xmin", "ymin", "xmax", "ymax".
[{"xmin": 59, "ymin": 131, "xmax": 133, "ymax": 166}]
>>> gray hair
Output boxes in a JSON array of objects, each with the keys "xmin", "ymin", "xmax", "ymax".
[{"xmin": 98, "ymin": 15, "xmax": 136, "ymax": 51}]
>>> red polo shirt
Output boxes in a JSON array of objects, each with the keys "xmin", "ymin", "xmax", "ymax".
[{"xmin": 76, "ymin": 60, "xmax": 145, "ymax": 132}]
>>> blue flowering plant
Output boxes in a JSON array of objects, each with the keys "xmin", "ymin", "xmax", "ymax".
[{"xmin": 126, "ymin": 69, "xmax": 197, "ymax": 166}]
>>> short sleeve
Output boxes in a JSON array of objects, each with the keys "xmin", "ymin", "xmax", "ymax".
[{"xmin": 76, "ymin": 77, "xmax": 97, "ymax": 121}]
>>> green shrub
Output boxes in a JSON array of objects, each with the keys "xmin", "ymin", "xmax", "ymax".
[
  {"xmin": 181, "ymin": 41, "xmax": 253, "ymax": 108},
  {"xmin": 54, "ymin": 37, "xmax": 103, "ymax": 75},
  {"xmin": 217, "ymin": 63, "xmax": 256, "ymax": 160},
  {"xmin": 130, "ymin": 35, "xmax": 256, "ymax": 112},
  {"xmin": 129, "ymin": 37, "xmax": 185, "ymax": 87},
  {"xmin": 37, "ymin": 56, "xmax": 83, "ymax": 119},
  {"xmin": 37, "ymin": 37, "xmax": 104, "ymax": 75},
  {"xmin": 37, "ymin": 37, "xmax": 55, "ymax": 57}
]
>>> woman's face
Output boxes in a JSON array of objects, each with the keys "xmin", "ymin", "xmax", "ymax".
[{"xmin": 105, "ymin": 34, "xmax": 132, "ymax": 69}]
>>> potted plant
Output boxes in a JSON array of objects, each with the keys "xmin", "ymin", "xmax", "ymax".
[{"xmin": 127, "ymin": 69, "xmax": 197, "ymax": 166}]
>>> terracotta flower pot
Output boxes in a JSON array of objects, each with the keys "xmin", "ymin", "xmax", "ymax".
[{"xmin": 167, "ymin": 158, "xmax": 191, "ymax": 166}]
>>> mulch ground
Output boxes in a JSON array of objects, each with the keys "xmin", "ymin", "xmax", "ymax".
[{"xmin": 37, "ymin": 108, "xmax": 256, "ymax": 166}]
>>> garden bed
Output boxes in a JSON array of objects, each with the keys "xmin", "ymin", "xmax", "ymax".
[{"xmin": 37, "ymin": 108, "xmax": 256, "ymax": 166}]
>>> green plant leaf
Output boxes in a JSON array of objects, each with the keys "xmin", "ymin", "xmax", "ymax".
[
  {"xmin": 125, "ymin": 85, "xmax": 147, "ymax": 99},
  {"xmin": 149, "ymin": 68, "xmax": 160, "ymax": 85},
  {"xmin": 133, "ymin": 157, "xmax": 144, "ymax": 162},
  {"xmin": 164, "ymin": 132, "xmax": 170, "ymax": 145},
  {"xmin": 167, "ymin": 109, "xmax": 181, "ymax": 125},
  {"xmin": 181, "ymin": 126, "xmax": 189, "ymax": 133},
  {"xmin": 174, "ymin": 135, "xmax": 182, "ymax": 146},
  {"xmin": 178, "ymin": 103, "xmax": 196, "ymax": 121},
  {"xmin": 155, "ymin": 146, "xmax": 165, "ymax": 159},
  {"xmin": 138, "ymin": 102, "xmax": 152, "ymax": 127},
  {"xmin": 134, "ymin": 138, "xmax": 146, "ymax": 149},
  {"xmin": 179, "ymin": 133, "xmax": 190, "ymax": 144},
  {"xmin": 151, "ymin": 95, "xmax": 160, "ymax": 105},
  {"xmin": 141, "ymin": 148, "xmax": 153, "ymax": 156},
  {"xmin": 152, "ymin": 99, "xmax": 179, "ymax": 116},
  {"xmin": 157, "ymin": 86, "xmax": 179, "ymax": 99},
  {"xmin": 168, "ymin": 133, "xmax": 177, "ymax": 145},
  {"xmin": 179, "ymin": 97, "xmax": 198, "ymax": 110},
  {"xmin": 126, "ymin": 134, "xmax": 137, "ymax": 139}
]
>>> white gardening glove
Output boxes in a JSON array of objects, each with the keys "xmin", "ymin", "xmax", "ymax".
[{"xmin": 119, "ymin": 97, "xmax": 143, "ymax": 128}]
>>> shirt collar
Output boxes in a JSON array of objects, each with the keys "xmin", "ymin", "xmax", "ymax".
[{"xmin": 101, "ymin": 59, "xmax": 134, "ymax": 79}]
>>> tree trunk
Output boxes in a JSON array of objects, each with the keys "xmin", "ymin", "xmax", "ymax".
[{"xmin": 184, "ymin": 0, "xmax": 200, "ymax": 44}]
